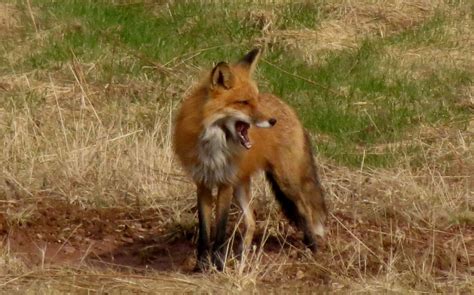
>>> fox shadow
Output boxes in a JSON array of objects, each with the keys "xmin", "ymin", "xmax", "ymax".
[
  {"xmin": 88, "ymin": 227, "xmax": 306, "ymax": 274},
  {"xmin": 89, "ymin": 233, "xmax": 196, "ymax": 273}
]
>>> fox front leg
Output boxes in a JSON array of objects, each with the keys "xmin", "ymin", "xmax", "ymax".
[
  {"xmin": 212, "ymin": 185, "xmax": 233, "ymax": 271},
  {"xmin": 195, "ymin": 184, "xmax": 213, "ymax": 271}
]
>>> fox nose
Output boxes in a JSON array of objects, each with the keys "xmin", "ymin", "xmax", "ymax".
[{"xmin": 269, "ymin": 118, "xmax": 277, "ymax": 126}]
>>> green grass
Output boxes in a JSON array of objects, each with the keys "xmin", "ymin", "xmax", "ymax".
[
  {"xmin": 7, "ymin": 0, "xmax": 472, "ymax": 168},
  {"xmin": 26, "ymin": 2, "xmax": 259, "ymax": 71},
  {"xmin": 260, "ymin": 36, "xmax": 471, "ymax": 166},
  {"xmin": 277, "ymin": 1, "xmax": 324, "ymax": 29}
]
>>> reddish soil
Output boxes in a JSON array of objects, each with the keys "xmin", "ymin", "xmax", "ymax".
[
  {"xmin": 0, "ymin": 198, "xmax": 196, "ymax": 272},
  {"xmin": 1, "ymin": 197, "xmax": 471, "ymax": 280},
  {"xmin": 0, "ymin": 198, "xmax": 309, "ymax": 274}
]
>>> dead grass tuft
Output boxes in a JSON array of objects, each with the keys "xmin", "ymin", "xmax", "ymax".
[
  {"xmin": 382, "ymin": 3, "xmax": 473, "ymax": 80},
  {"xmin": 243, "ymin": 9, "xmax": 276, "ymax": 34},
  {"xmin": 0, "ymin": 3, "xmax": 20, "ymax": 37},
  {"xmin": 323, "ymin": 0, "xmax": 440, "ymax": 35},
  {"xmin": 260, "ymin": 0, "xmax": 442, "ymax": 64}
]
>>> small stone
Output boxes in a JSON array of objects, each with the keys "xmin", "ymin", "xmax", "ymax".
[
  {"xmin": 296, "ymin": 269, "xmax": 305, "ymax": 280},
  {"xmin": 121, "ymin": 237, "xmax": 133, "ymax": 243},
  {"xmin": 63, "ymin": 245, "xmax": 76, "ymax": 254}
]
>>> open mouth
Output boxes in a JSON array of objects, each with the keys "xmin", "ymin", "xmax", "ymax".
[{"xmin": 235, "ymin": 121, "xmax": 251, "ymax": 149}]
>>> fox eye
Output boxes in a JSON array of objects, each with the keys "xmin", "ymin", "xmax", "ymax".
[{"xmin": 237, "ymin": 100, "xmax": 249, "ymax": 105}]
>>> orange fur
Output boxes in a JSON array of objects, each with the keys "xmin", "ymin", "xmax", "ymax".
[{"xmin": 173, "ymin": 49, "xmax": 327, "ymax": 271}]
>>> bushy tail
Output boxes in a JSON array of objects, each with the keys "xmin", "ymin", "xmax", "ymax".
[
  {"xmin": 265, "ymin": 172, "xmax": 303, "ymax": 228},
  {"xmin": 303, "ymin": 132, "xmax": 327, "ymax": 218},
  {"xmin": 266, "ymin": 132, "xmax": 327, "ymax": 243}
]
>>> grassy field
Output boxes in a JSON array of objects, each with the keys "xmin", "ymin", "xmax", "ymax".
[{"xmin": 0, "ymin": 0, "xmax": 472, "ymax": 293}]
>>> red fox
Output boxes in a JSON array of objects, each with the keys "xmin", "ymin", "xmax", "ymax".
[{"xmin": 173, "ymin": 49, "xmax": 327, "ymax": 271}]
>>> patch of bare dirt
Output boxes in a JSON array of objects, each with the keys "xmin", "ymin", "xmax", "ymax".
[
  {"xmin": 0, "ymin": 197, "xmax": 309, "ymax": 274},
  {"xmin": 1, "ymin": 195, "xmax": 471, "ymax": 284},
  {"xmin": 1, "ymin": 198, "xmax": 195, "ymax": 272}
]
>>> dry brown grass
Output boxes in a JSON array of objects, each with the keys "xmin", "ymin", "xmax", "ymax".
[
  {"xmin": 1, "ymin": 71, "xmax": 472, "ymax": 292},
  {"xmin": 0, "ymin": 3, "xmax": 20, "ymax": 36},
  {"xmin": 255, "ymin": 0, "xmax": 445, "ymax": 64},
  {"xmin": 382, "ymin": 3, "xmax": 473, "ymax": 82},
  {"xmin": 0, "ymin": 1, "xmax": 473, "ymax": 293}
]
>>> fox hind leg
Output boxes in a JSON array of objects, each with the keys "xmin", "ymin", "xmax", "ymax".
[{"xmin": 265, "ymin": 171, "xmax": 321, "ymax": 253}]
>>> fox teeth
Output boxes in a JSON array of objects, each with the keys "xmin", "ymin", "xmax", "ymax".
[{"xmin": 238, "ymin": 134, "xmax": 252, "ymax": 149}]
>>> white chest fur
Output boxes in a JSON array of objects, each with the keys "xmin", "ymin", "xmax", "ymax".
[{"xmin": 190, "ymin": 125, "xmax": 239, "ymax": 188}]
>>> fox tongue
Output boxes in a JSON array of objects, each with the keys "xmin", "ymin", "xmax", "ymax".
[{"xmin": 236, "ymin": 121, "xmax": 251, "ymax": 149}]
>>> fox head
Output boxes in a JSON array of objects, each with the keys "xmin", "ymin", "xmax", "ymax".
[{"xmin": 202, "ymin": 48, "xmax": 276, "ymax": 149}]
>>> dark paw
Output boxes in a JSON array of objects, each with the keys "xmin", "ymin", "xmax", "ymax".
[
  {"xmin": 303, "ymin": 235, "xmax": 318, "ymax": 254},
  {"xmin": 193, "ymin": 258, "xmax": 211, "ymax": 272},
  {"xmin": 194, "ymin": 253, "xmax": 212, "ymax": 272},
  {"xmin": 211, "ymin": 251, "xmax": 226, "ymax": 271}
]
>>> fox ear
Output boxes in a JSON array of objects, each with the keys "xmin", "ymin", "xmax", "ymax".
[
  {"xmin": 211, "ymin": 62, "xmax": 234, "ymax": 89},
  {"xmin": 238, "ymin": 48, "xmax": 261, "ymax": 75}
]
